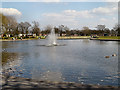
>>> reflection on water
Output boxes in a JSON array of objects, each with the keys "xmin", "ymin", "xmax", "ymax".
[
  {"xmin": 32, "ymin": 70, "xmax": 63, "ymax": 82},
  {"xmin": 1, "ymin": 40, "xmax": 119, "ymax": 86}
]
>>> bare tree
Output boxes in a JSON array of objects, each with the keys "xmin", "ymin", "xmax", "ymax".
[
  {"xmin": 18, "ymin": 22, "xmax": 31, "ymax": 36},
  {"xmin": 59, "ymin": 25, "xmax": 65, "ymax": 36},
  {"xmin": 113, "ymin": 23, "xmax": 120, "ymax": 36},
  {"xmin": 18, "ymin": 22, "xmax": 25, "ymax": 34},
  {"xmin": 44, "ymin": 25, "xmax": 52, "ymax": 31},
  {"xmin": 43, "ymin": 25, "xmax": 52, "ymax": 34},
  {"xmin": 1, "ymin": 15, "xmax": 18, "ymax": 36},
  {"xmin": 96, "ymin": 25, "xmax": 105, "ymax": 30},
  {"xmin": 64, "ymin": 26, "xmax": 70, "ymax": 36},
  {"xmin": 24, "ymin": 22, "xmax": 31, "ymax": 36},
  {"xmin": 32, "ymin": 21, "xmax": 40, "ymax": 36},
  {"xmin": 82, "ymin": 26, "xmax": 90, "ymax": 36}
]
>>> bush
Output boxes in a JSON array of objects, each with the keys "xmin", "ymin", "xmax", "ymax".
[
  {"xmin": 22, "ymin": 37, "xmax": 26, "ymax": 39},
  {"xmin": 25, "ymin": 36, "xmax": 29, "ymax": 38},
  {"xmin": 25, "ymin": 37, "xmax": 29, "ymax": 38},
  {"xmin": 31, "ymin": 36, "xmax": 35, "ymax": 38},
  {"xmin": 3, "ymin": 37, "xmax": 8, "ymax": 39},
  {"xmin": 17, "ymin": 37, "xmax": 21, "ymax": 39}
]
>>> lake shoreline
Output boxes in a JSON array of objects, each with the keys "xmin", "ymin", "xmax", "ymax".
[
  {"xmin": 0, "ymin": 36, "xmax": 90, "ymax": 42},
  {"xmin": 1, "ymin": 75, "xmax": 118, "ymax": 89},
  {"xmin": 90, "ymin": 38, "xmax": 120, "ymax": 41},
  {"xmin": 1, "ymin": 36, "xmax": 120, "ymax": 41},
  {"xmin": 0, "ymin": 39, "xmax": 38, "ymax": 42}
]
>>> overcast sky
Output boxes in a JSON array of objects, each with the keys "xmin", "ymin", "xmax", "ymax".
[{"xmin": 0, "ymin": 0, "xmax": 119, "ymax": 29}]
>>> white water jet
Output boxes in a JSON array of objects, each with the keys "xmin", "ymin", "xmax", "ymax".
[
  {"xmin": 38, "ymin": 27, "xmax": 66, "ymax": 47},
  {"xmin": 48, "ymin": 28, "xmax": 58, "ymax": 46}
]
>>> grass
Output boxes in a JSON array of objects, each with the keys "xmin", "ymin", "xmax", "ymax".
[
  {"xmin": 58, "ymin": 36, "xmax": 90, "ymax": 39},
  {"xmin": 1, "ymin": 36, "xmax": 120, "ymax": 41},
  {"xmin": 1, "ymin": 36, "xmax": 46, "ymax": 40},
  {"xmin": 98, "ymin": 36, "xmax": 120, "ymax": 39}
]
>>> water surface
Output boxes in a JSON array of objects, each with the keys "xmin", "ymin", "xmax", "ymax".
[{"xmin": 1, "ymin": 39, "xmax": 119, "ymax": 86}]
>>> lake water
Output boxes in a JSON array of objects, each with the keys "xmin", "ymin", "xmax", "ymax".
[{"xmin": 1, "ymin": 39, "xmax": 119, "ymax": 86}]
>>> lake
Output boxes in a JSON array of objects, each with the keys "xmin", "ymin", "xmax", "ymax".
[{"xmin": 1, "ymin": 39, "xmax": 119, "ymax": 86}]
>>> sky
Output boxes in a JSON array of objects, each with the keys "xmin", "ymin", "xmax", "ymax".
[
  {"xmin": 1, "ymin": 0, "xmax": 120, "ymax": 2},
  {"xmin": 0, "ymin": 0, "xmax": 119, "ymax": 29}
]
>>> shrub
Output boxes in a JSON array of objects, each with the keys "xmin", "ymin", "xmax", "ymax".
[
  {"xmin": 3, "ymin": 37, "xmax": 8, "ymax": 39},
  {"xmin": 17, "ymin": 37, "xmax": 21, "ymax": 39},
  {"xmin": 31, "ymin": 36, "xmax": 35, "ymax": 38}
]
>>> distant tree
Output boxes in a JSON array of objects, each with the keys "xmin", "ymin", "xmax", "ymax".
[
  {"xmin": 104, "ymin": 28, "xmax": 110, "ymax": 35},
  {"xmin": 59, "ymin": 25, "xmax": 65, "ymax": 36},
  {"xmin": 44, "ymin": 25, "xmax": 52, "ymax": 31},
  {"xmin": 0, "ymin": 14, "xmax": 18, "ymax": 36},
  {"xmin": 54, "ymin": 26, "xmax": 59, "ymax": 34},
  {"xmin": 96, "ymin": 25, "xmax": 105, "ymax": 30},
  {"xmin": 32, "ymin": 21, "xmax": 40, "ymax": 36},
  {"xmin": 113, "ymin": 23, "xmax": 120, "ymax": 36},
  {"xmin": 110, "ymin": 29, "xmax": 116, "ymax": 36},
  {"xmin": 13, "ymin": 26, "xmax": 20, "ymax": 36},
  {"xmin": 43, "ymin": 25, "xmax": 53, "ymax": 34},
  {"xmin": 82, "ymin": 26, "xmax": 89, "ymax": 30},
  {"xmin": 64, "ymin": 26, "xmax": 70, "ymax": 36},
  {"xmin": 82, "ymin": 26, "xmax": 91, "ymax": 36},
  {"xmin": 0, "ymin": 13, "xmax": 8, "ymax": 34},
  {"xmin": 18, "ymin": 22, "xmax": 25, "ymax": 34},
  {"xmin": 24, "ymin": 22, "xmax": 31, "ymax": 36},
  {"xmin": 7, "ymin": 16, "xmax": 17, "ymax": 36}
]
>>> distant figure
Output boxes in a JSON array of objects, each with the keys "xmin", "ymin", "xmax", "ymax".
[
  {"xmin": 112, "ymin": 54, "xmax": 117, "ymax": 57},
  {"xmin": 105, "ymin": 56, "xmax": 110, "ymax": 58}
]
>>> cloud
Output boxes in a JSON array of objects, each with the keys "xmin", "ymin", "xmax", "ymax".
[
  {"xmin": 42, "ymin": 12, "xmax": 79, "ymax": 27},
  {"xmin": 100, "ymin": 18, "xmax": 107, "ymax": 22},
  {"xmin": 41, "ymin": 4, "xmax": 117, "ymax": 29},
  {"xmin": 63, "ymin": 10, "xmax": 93, "ymax": 18},
  {"xmin": 43, "ymin": 5, "xmax": 117, "ymax": 19},
  {"xmin": 91, "ymin": 6, "xmax": 117, "ymax": 15},
  {"xmin": 0, "ymin": 8, "xmax": 22, "ymax": 17}
]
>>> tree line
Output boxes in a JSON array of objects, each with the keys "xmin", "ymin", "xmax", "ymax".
[{"xmin": 0, "ymin": 14, "xmax": 120, "ymax": 38}]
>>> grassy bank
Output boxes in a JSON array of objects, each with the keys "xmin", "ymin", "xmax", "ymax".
[
  {"xmin": 0, "ymin": 38, "xmax": 38, "ymax": 41},
  {"xmin": 98, "ymin": 36, "xmax": 120, "ymax": 39},
  {"xmin": 58, "ymin": 36, "xmax": 120, "ymax": 40},
  {"xmin": 90, "ymin": 36, "xmax": 120, "ymax": 41},
  {"xmin": 1, "ymin": 36, "xmax": 120, "ymax": 41},
  {"xmin": 0, "ymin": 36, "xmax": 46, "ymax": 41},
  {"xmin": 58, "ymin": 36, "xmax": 90, "ymax": 39},
  {"xmin": 0, "ymin": 36, "xmax": 90, "ymax": 41}
]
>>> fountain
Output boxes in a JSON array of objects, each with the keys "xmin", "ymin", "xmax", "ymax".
[
  {"xmin": 37, "ymin": 27, "xmax": 66, "ymax": 47},
  {"xmin": 47, "ymin": 28, "xmax": 58, "ymax": 46}
]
